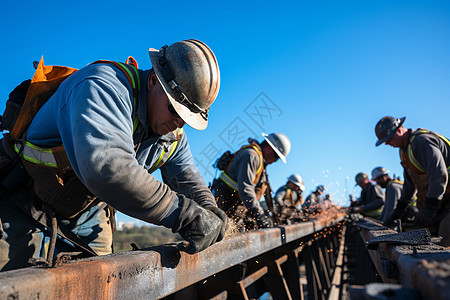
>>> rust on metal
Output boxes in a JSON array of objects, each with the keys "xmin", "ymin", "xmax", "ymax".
[
  {"xmin": 353, "ymin": 218, "xmax": 450, "ymax": 300},
  {"xmin": 0, "ymin": 215, "xmax": 346, "ymax": 299}
]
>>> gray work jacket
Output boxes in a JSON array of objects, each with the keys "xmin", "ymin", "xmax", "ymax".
[
  {"xmin": 358, "ymin": 182, "xmax": 385, "ymax": 212},
  {"xmin": 226, "ymin": 147, "xmax": 266, "ymax": 216},
  {"xmin": 401, "ymin": 130, "xmax": 450, "ymax": 203},
  {"xmin": 379, "ymin": 180, "xmax": 403, "ymax": 223}
]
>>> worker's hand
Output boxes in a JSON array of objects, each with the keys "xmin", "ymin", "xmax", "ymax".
[
  {"xmin": 414, "ymin": 198, "xmax": 439, "ymax": 227},
  {"xmin": 204, "ymin": 206, "xmax": 227, "ymax": 241},
  {"xmin": 383, "ymin": 201, "xmax": 409, "ymax": 227},
  {"xmin": 350, "ymin": 206, "xmax": 361, "ymax": 214},
  {"xmin": 173, "ymin": 196, "xmax": 224, "ymax": 254}
]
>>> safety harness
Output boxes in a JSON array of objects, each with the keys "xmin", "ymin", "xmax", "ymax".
[
  {"xmin": 219, "ymin": 143, "xmax": 264, "ymax": 191},
  {"xmin": 400, "ymin": 129, "xmax": 450, "ymax": 175}
]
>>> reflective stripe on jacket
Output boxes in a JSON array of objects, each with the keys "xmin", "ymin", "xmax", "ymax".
[{"xmin": 16, "ymin": 128, "xmax": 184, "ymax": 173}]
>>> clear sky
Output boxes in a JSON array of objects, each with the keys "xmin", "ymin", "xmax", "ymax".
[{"xmin": 2, "ymin": 0, "xmax": 450, "ymax": 225}]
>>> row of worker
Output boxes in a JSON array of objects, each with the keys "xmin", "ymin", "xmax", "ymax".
[
  {"xmin": 210, "ymin": 132, "xmax": 330, "ymax": 229},
  {"xmin": 0, "ymin": 39, "xmax": 329, "ymax": 272},
  {"xmin": 351, "ymin": 116, "xmax": 450, "ymax": 247}
]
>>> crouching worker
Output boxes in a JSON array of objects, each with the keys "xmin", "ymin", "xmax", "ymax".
[
  {"xmin": 211, "ymin": 133, "xmax": 291, "ymax": 230},
  {"xmin": 0, "ymin": 39, "xmax": 227, "ymax": 271},
  {"xmin": 273, "ymin": 174, "xmax": 305, "ymax": 224}
]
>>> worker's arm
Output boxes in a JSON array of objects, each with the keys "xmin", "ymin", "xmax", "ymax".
[
  {"xmin": 273, "ymin": 187, "xmax": 287, "ymax": 214},
  {"xmin": 398, "ymin": 169, "xmax": 416, "ymax": 206},
  {"xmin": 359, "ymin": 184, "xmax": 384, "ymax": 212},
  {"xmin": 234, "ymin": 148, "xmax": 265, "ymax": 217},
  {"xmin": 161, "ymin": 132, "xmax": 216, "ymax": 208},
  {"xmin": 381, "ymin": 183, "xmax": 402, "ymax": 223},
  {"xmin": 412, "ymin": 134, "xmax": 449, "ymax": 200}
]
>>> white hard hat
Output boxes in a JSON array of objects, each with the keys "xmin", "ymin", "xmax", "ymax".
[
  {"xmin": 261, "ymin": 132, "xmax": 291, "ymax": 163},
  {"xmin": 288, "ymin": 174, "xmax": 305, "ymax": 192},
  {"xmin": 371, "ymin": 166, "xmax": 390, "ymax": 180}
]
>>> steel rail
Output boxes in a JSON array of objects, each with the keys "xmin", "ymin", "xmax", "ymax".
[
  {"xmin": 0, "ymin": 215, "xmax": 345, "ymax": 300},
  {"xmin": 352, "ymin": 217, "xmax": 450, "ymax": 300}
]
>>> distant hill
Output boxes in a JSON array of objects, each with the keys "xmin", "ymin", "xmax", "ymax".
[{"xmin": 113, "ymin": 225, "xmax": 182, "ymax": 252}]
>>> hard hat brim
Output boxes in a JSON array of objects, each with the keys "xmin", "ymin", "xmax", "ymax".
[
  {"xmin": 375, "ymin": 117, "xmax": 406, "ymax": 147},
  {"xmin": 288, "ymin": 177, "xmax": 305, "ymax": 191},
  {"xmin": 371, "ymin": 169, "xmax": 390, "ymax": 180},
  {"xmin": 262, "ymin": 132, "xmax": 287, "ymax": 163},
  {"xmin": 149, "ymin": 48, "xmax": 208, "ymax": 131}
]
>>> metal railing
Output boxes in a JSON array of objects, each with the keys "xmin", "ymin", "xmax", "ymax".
[{"xmin": 0, "ymin": 213, "xmax": 346, "ymax": 300}]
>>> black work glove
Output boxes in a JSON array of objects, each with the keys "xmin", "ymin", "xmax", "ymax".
[
  {"xmin": 383, "ymin": 201, "xmax": 409, "ymax": 227},
  {"xmin": 204, "ymin": 206, "xmax": 228, "ymax": 242},
  {"xmin": 414, "ymin": 197, "xmax": 440, "ymax": 227},
  {"xmin": 256, "ymin": 214, "xmax": 273, "ymax": 229},
  {"xmin": 172, "ymin": 196, "xmax": 224, "ymax": 254}
]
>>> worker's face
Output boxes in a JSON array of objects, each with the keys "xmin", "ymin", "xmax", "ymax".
[
  {"xmin": 263, "ymin": 146, "xmax": 279, "ymax": 165},
  {"xmin": 375, "ymin": 175, "xmax": 389, "ymax": 188},
  {"xmin": 385, "ymin": 129, "xmax": 402, "ymax": 148},
  {"xmin": 146, "ymin": 73, "xmax": 185, "ymax": 135},
  {"xmin": 357, "ymin": 177, "xmax": 370, "ymax": 189}
]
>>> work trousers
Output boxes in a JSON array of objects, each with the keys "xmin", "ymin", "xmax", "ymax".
[{"xmin": 0, "ymin": 190, "xmax": 112, "ymax": 271}]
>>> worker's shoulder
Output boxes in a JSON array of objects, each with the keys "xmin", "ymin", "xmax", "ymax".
[
  {"xmin": 234, "ymin": 146, "xmax": 262, "ymax": 165},
  {"xmin": 411, "ymin": 130, "xmax": 446, "ymax": 154},
  {"xmin": 66, "ymin": 63, "xmax": 132, "ymax": 98},
  {"xmin": 387, "ymin": 180, "xmax": 403, "ymax": 191},
  {"xmin": 412, "ymin": 129, "xmax": 441, "ymax": 144},
  {"xmin": 236, "ymin": 145, "xmax": 261, "ymax": 157},
  {"xmin": 72, "ymin": 63, "xmax": 129, "ymax": 85}
]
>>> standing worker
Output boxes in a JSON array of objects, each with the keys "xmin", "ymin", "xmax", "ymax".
[
  {"xmin": 351, "ymin": 172, "xmax": 385, "ymax": 217},
  {"xmin": 371, "ymin": 167, "xmax": 405, "ymax": 223},
  {"xmin": 273, "ymin": 174, "xmax": 305, "ymax": 224},
  {"xmin": 0, "ymin": 39, "xmax": 227, "ymax": 271},
  {"xmin": 303, "ymin": 185, "xmax": 325, "ymax": 217},
  {"xmin": 375, "ymin": 116, "xmax": 450, "ymax": 246},
  {"xmin": 212, "ymin": 132, "xmax": 291, "ymax": 229}
]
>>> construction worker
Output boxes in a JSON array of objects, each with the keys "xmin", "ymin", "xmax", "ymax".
[
  {"xmin": 375, "ymin": 116, "xmax": 450, "ymax": 246},
  {"xmin": 322, "ymin": 194, "xmax": 333, "ymax": 209},
  {"xmin": 371, "ymin": 167, "xmax": 404, "ymax": 223},
  {"xmin": 0, "ymin": 39, "xmax": 227, "ymax": 271},
  {"xmin": 212, "ymin": 132, "xmax": 291, "ymax": 229},
  {"xmin": 303, "ymin": 185, "xmax": 325, "ymax": 216},
  {"xmin": 351, "ymin": 172, "xmax": 385, "ymax": 217},
  {"xmin": 273, "ymin": 174, "xmax": 305, "ymax": 224}
]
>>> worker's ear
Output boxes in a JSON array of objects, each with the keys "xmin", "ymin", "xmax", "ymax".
[{"xmin": 147, "ymin": 72, "xmax": 159, "ymax": 91}]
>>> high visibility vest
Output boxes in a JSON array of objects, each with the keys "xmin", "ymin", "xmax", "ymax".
[
  {"xmin": 400, "ymin": 129, "xmax": 450, "ymax": 175},
  {"xmin": 219, "ymin": 143, "xmax": 264, "ymax": 191},
  {"xmin": 148, "ymin": 128, "xmax": 183, "ymax": 173}
]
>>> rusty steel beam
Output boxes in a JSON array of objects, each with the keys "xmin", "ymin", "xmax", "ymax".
[
  {"xmin": 0, "ymin": 215, "xmax": 345, "ymax": 300},
  {"xmin": 328, "ymin": 225, "xmax": 347, "ymax": 300},
  {"xmin": 353, "ymin": 218, "xmax": 450, "ymax": 300}
]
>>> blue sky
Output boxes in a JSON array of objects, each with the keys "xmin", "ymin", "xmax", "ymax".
[{"xmin": 2, "ymin": 1, "xmax": 450, "ymax": 225}]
